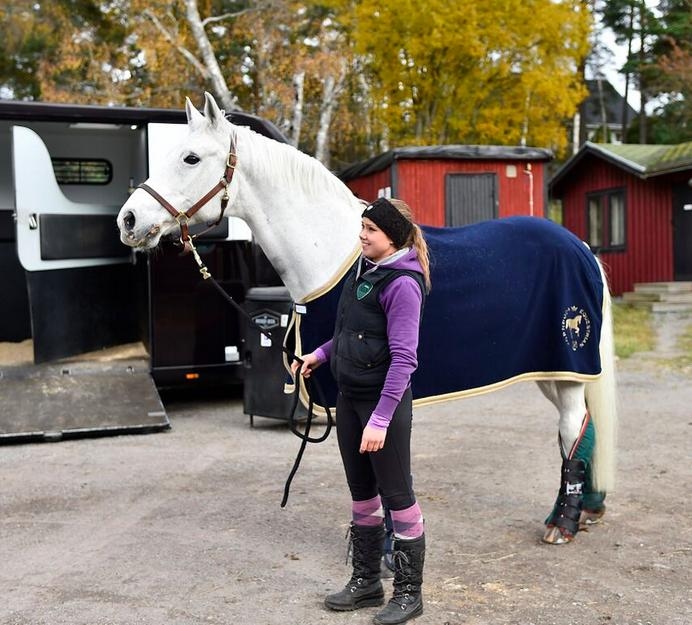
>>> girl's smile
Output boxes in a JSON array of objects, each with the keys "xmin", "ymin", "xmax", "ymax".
[{"xmin": 360, "ymin": 217, "xmax": 396, "ymax": 262}]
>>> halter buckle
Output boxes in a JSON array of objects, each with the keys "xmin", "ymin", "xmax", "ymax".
[
  {"xmin": 226, "ymin": 152, "xmax": 236, "ymax": 169},
  {"xmin": 221, "ymin": 180, "xmax": 230, "ymax": 201}
]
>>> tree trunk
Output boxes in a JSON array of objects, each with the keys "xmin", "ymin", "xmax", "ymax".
[
  {"xmin": 289, "ymin": 71, "xmax": 305, "ymax": 148},
  {"xmin": 184, "ymin": 0, "xmax": 240, "ymax": 112},
  {"xmin": 596, "ymin": 77, "xmax": 608, "ymax": 141},
  {"xmin": 621, "ymin": 4, "xmax": 635, "ymax": 142},
  {"xmin": 314, "ymin": 60, "xmax": 347, "ymax": 167},
  {"xmin": 315, "ymin": 75, "xmax": 336, "ymax": 167},
  {"xmin": 637, "ymin": 4, "xmax": 647, "ymax": 143}
]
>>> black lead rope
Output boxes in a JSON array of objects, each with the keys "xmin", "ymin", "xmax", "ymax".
[{"xmin": 204, "ymin": 273, "xmax": 334, "ymax": 508}]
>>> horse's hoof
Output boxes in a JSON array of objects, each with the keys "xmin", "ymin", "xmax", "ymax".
[
  {"xmin": 542, "ymin": 525, "xmax": 575, "ymax": 545},
  {"xmin": 579, "ymin": 507, "xmax": 605, "ymax": 528}
]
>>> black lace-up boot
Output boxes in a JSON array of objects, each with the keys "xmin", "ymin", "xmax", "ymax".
[
  {"xmin": 373, "ymin": 534, "xmax": 425, "ymax": 624},
  {"xmin": 324, "ymin": 523, "xmax": 385, "ymax": 611}
]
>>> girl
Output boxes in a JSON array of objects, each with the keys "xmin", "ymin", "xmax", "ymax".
[{"xmin": 292, "ymin": 197, "xmax": 430, "ymax": 625}]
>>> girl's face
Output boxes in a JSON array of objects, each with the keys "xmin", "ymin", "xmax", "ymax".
[{"xmin": 360, "ymin": 217, "xmax": 396, "ymax": 263}]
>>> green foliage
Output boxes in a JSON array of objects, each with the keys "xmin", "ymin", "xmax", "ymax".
[
  {"xmin": 600, "ymin": 0, "xmax": 691, "ymax": 143},
  {"xmin": 0, "ymin": 0, "xmax": 688, "ymax": 161},
  {"xmin": 351, "ymin": 0, "xmax": 590, "ymax": 156}
]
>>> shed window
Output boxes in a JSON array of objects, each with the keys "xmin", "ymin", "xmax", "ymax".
[
  {"xmin": 51, "ymin": 158, "xmax": 113, "ymax": 185},
  {"xmin": 586, "ymin": 189, "xmax": 625, "ymax": 251}
]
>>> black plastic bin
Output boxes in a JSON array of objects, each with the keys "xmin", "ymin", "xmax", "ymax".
[{"xmin": 241, "ymin": 286, "xmax": 298, "ymax": 423}]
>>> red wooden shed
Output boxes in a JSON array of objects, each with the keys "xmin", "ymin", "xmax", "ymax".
[
  {"xmin": 339, "ymin": 145, "xmax": 553, "ymax": 227},
  {"xmin": 549, "ymin": 141, "xmax": 692, "ymax": 296}
]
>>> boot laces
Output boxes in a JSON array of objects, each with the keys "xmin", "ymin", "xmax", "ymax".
[
  {"xmin": 344, "ymin": 525, "xmax": 382, "ymax": 583},
  {"xmin": 390, "ymin": 551, "xmax": 416, "ymax": 606}
]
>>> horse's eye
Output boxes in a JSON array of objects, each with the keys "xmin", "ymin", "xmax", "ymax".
[{"xmin": 183, "ymin": 154, "xmax": 200, "ymax": 165}]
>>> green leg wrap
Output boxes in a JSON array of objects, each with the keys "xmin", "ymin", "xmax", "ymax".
[{"xmin": 571, "ymin": 415, "xmax": 606, "ymax": 511}]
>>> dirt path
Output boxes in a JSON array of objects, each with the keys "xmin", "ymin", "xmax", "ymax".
[{"xmin": 0, "ymin": 319, "xmax": 690, "ymax": 625}]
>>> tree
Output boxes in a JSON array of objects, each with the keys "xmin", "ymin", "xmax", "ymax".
[
  {"xmin": 10, "ymin": 0, "xmax": 672, "ymax": 163},
  {"xmin": 0, "ymin": 1, "xmax": 130, "ymax": 103},
  {"xmin": 647, "ymin": 0, "xmax": 691, "ymax": 142},
  {"xmin": 351, "ymin": 0, "xmax": 591, "ymax": 157},
  {"xmin": 600, "ymin": 0, "xmax": 662, "ymax": 142}
]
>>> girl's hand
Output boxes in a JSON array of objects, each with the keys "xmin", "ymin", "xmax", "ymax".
[
  {"xmin": 360, "ymin": 425, "xmax": 386, "ymax": 453},
  {"xmin": 290, "ymin": 352, "xmax": 321, "ymax": 378}
]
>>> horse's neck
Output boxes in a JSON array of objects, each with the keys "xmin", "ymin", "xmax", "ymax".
[{"xmin": 232, "ymin": 126, "xmax": 362, "ymax": 302}]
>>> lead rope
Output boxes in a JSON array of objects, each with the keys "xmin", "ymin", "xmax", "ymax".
[{"xmin": 185, "ymin": 237, "xmax": 333, "ymax": 508}]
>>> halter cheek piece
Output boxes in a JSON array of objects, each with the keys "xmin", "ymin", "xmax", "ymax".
[{"xmin": 137, "ymin": 138, "xmax": 237, "ymax": 262}]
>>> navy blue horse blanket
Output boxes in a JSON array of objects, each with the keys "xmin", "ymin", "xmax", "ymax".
[{"xmin": 297, "ymin": 216, "xmax": 604, "ymax": 407}]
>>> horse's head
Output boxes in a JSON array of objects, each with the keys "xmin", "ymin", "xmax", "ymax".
[{"xmin": 117, "ymin": 92, "xmax": 236, "ymax": 250}]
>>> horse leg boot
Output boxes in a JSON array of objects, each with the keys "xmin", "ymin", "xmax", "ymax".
[
  {"xmin": 373, "ymin": 534, "xmax": 425, "ymax": 625},
  {"xmin": 324, "ymin": 523, "xmax": 385, "ymax": 611},
  {"xmin": 544, "ymin": 411, "xmax": 605, "ymax": 544}
]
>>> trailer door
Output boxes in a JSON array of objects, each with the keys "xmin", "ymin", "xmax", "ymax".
[
  {"xmin": 5, "ymin": 124, "xmax": 168, "ymax": 443},
  {"xmin": 11, "ymin": 125, "xmax": 138, "ymax": 363}
]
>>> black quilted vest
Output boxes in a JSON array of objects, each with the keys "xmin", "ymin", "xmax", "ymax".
[{"xmin": 330, "ymin": 260, "xmax": 425, "ymax": 399}]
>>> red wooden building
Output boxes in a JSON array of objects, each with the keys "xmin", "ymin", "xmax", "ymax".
[
  {"xmin": 550, "ymin": 141, "xmax": 692, "ymax": 295},
  {"xmin": 339, "ymin": 145, "xmax": 553, "ymax": 227}
]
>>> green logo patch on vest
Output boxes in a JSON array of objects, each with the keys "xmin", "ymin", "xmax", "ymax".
[{"xmin": 356, "ymin": 281, "xmax": 373, "ymax": 300}]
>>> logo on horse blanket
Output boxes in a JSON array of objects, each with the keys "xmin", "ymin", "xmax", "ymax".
[
  {"xmin": 562, "ymin": 306, "xmax": 592, "ymax": 351},
  {"xmin": 299, "ymin": 217, "xmax": 604, "ymax": 406}
]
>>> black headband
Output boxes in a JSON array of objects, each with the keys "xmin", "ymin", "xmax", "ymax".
[{"xmin": 361, "ymin": 198, "xmax": 413, "ymax": 248}]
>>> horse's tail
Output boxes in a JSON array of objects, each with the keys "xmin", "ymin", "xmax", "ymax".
[{"xmin": 585, "ymin": 258, "xmax": 617, "ymax": 493}]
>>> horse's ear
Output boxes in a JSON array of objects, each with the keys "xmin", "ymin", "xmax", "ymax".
[
  {"xmin": 185, "ymin": 97, "xmax": 205, "ymax": 127},
  {"xmin": 203, "ymin": 92, "xmax": 225, "ymax": 126}
]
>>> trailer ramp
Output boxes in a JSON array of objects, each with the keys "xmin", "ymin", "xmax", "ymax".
[{"xmin": 0, "ymin": 358, "xmax": 169, "ymax": 444}]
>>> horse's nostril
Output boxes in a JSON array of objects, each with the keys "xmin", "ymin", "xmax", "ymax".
[{"xmin": 123, "ymin": 211, "xmax": 136, "ymax": 231}]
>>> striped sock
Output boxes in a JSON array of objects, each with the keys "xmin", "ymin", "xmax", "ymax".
[
  {"xmin": 352, "ymin": 495, "xmax": 385, "ymax": 527},
  {"xmin": 391, "ymin": 502, "xmax": 424, "ymax": 539}
]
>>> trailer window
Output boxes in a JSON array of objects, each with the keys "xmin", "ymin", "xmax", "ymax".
[{"xmin": 51, "ymin": 158, "xmax": 113, "ymax": 185}]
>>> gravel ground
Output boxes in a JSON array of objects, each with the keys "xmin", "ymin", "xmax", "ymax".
[{"xmin": 1, "ymin": 314, "xmax": 690, "ymax": 625}]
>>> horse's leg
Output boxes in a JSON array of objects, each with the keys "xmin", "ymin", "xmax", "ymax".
[{"xmin": 537, "ymin": 381, "xmax": 605, "ymax": 545}]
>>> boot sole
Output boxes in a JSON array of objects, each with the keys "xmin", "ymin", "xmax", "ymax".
[
  {"xmin": 373, "ymin": 602, "xmax": 423, "ymax": 624},
  {"xmin": 324, "ymin": 595, "xmax": 385, "ymax": 611}
]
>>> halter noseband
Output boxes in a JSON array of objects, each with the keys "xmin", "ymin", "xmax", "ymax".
[{"xmin": 137, "ymin": 138, "xmax": 237, "ymax": 249}]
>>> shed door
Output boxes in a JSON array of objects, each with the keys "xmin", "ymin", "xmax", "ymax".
[
  {"xmin": 445, "ymin": 173, "xmax": 497, "ymax": 227},
  {"xmin": 672, "ymin": 183, "xmax": 692, "ymax": 281}
]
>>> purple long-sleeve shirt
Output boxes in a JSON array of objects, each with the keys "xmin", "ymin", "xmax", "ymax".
[{"xmin": 314, "ymin": 249, "xmax": 424, "ymax": 430}]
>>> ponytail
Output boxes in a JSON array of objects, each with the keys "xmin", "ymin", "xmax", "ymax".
[
  {"xmin": 410, "ymin": 223, "xmax": 431, "ymax": 293},
  {"xmin": 388, "ymin": 198, "xmax": 431, "ymax": 292}
]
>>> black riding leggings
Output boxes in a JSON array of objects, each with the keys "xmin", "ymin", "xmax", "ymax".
[{"xmin": 335, "ymin": 388, "xmax": 415, "ymax": 511}]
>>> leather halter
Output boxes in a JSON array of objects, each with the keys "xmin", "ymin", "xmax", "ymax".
[{"xmin": 137, "ymin": 139, "xmax": 237, "ymax": 248}]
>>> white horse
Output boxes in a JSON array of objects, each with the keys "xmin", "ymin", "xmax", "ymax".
[{"xmin": 117, "ymin": 93, "xmax": 617, "ymax": 545}]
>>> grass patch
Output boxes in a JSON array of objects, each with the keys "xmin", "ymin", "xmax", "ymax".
[{"xmin": 612, "ymin": 302, "xmax": 655, "ymax": 358}]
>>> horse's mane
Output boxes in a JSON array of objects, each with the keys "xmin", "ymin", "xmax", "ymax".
[{"xmin": 231, "ymin": 123, "xmax": 359, "ymax": 208}]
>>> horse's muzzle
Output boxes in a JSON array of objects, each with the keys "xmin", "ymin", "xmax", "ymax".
[{"xmin": 118, "ymin": 210, "xmax": 161, "ymax": 248}]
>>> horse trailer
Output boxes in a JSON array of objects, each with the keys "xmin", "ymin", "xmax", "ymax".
[{"xmin": 0, "ymin": 100, "xmax": 284, "ymax": 443}]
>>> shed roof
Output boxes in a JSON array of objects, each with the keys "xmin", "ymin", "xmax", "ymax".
[
  {"xmin": 551, "ymin": 141, "xmax": 692, "ymax": 193},
  {"xmin": 339, "ymin": 145, "xmax": 553, "ymax": 181}
]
